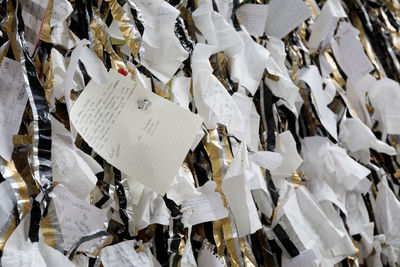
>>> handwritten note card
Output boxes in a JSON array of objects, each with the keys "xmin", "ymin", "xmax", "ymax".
[
  {"xmin": 332, "ymin": 22, "xmax": 374, "ymax": 82},
  {"xmin": 70, "ymin": 70, "xmax": 203, "ymax": 195},
  {"xmin": 51, "ymin": 185, "xmax": 109, "ymax": 251},
  {"xmin": 0, "ymin": 58, "xmax": 28, "ymax": 162},
  {"xmin": 100, "ymin": 240, "xmax": 152, "ymax": 267},
  {"xmin": 236, "ymin": 4, "xmax": 269, "ymax": 36},
  {"xmin": 182, "ymin": 181, "xmax": 228, "ymax": 226},
  {"xmin": 265, "ymin": 0, "xmax": 311, "ymax": 39}
]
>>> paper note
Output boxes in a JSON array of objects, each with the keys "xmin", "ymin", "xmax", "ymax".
[
  {"xmin": 332, "ymin": 22, "xmax": 374, "ymax": 82},
  {"xmin": 182, "ymin": 181, "xmax": 228, "ymax": 226},
  {"xmin": 21, "ymin": 0, "xmax": 50, "ymax": 55},
  {"xmin": 132, "ymin": 187, "xmax": 170, "ymax": 230},
  {"xmin": 274, "ymin": 187, "xmax": 347, "ymax": 261},
  {"xmin": 167, "ymin": 165, "xmax": 200, "ymax": 205},
  {"xmin": 265, "ymin": 37, "xmax": 300, "ymax": 114},
  {"xmin": 308, "ymin": 0, "xmax": 347, "ymax": 53},
  {"xmin": 197, "ymin": 241, "xmax": 226, "ymax": 267},
  {"xmin": 0, "ymin": 181, "xmax": 17, "ymax": 234},
  {"xmin": 286, "ymin": 249, "xmax": 319, "ymax": 267},
  {"xmin": 51, "ymin": 116, "xmax": 101, "ymax": 199},
  {"xmin": 70, "ymin": 70, "xmax": 203, "ymax": 195},
  {"xmin": 232, "ymin": 93, "xmax": 260, "ymax": 151},
  {"xmin": 297, "ymin": 66, "xmax": 338, "ymax": 140},
  {"xmin": 230, "ymin": 30, "xmax": 270, "ymax": 95},
  {"xmin": 375, "ymin": 176, "xmax": 400, "ymax": 243},
  {"xmin": 222, "ymin": 142, "xmax": 262, "ymax": 237},
  {"xmin": 100, "ymin": 240, "xmax": 152, "ymax": 267},
  {"xmin": 0, "ymin": 58, "xmax": 28, "ymax": 162},
  {"xmin": 271, "ymin": 131, "xmax": 303, "ymax": 178},
  {"xmin": 368, "ymin": 77, "xmax": 400, "ymax": 136},
  {"xmin": 264, "ymin": 0, "xmax": 311, "ymax": 39},
  {"xmin": 192, "ymin": 0, "xmax": 244, "ymax": 55},
  {"xmin": 249, "ymin": 151, "xmax": 282, "ymax": 171},
  {"xmin": 192, "ymin": 43, "xmax": 245, "ymax": 141},
  {"xmin": 51, "ymin": 185, "xmax": 109, "ymax": 251},
  {"xmin": 236, "ymin": 4, "xmax": 269, "ymax": 36},
  {"xmin": 2, "ymin": 215, "xmax": 75, "ymax": 267},
  {"xmin": 79, "ymin": 46, "xmax": 109, "ymax": 85},
  {"xmin": 63, "ymin": 39, "xmax": 90, "ymax": 111},
  {"xmin": 135, "ymin": 0, "xmax": 189, "ymax": 83},
  {"xmin": 340, "ymin": 117, "xmax": 396, "ymax": 158},
  {"xmin": 50, "ymin": 0, "xmax": 73, "ymax": 27},
  {"xmin": 171, "ymin": 76, "xmax": 192, "ymax": 110}
]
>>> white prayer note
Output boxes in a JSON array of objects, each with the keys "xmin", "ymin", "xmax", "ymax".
[
  {"xmin": 135, "ymin": 0, "xmax": 189, "ymax": 83},
  {"xmin": 270, "ymin": 131, "xmax": 303, "ymax": 179},
  {"xmin": 21, "ymin": 0, "xmax": 50, "ymax": 55},
  {"xmin": 70, "ymin": 70, "xmax": 203, "ymax": 195},
  {"xmin": 51, "ymin": 185, "xmax": 109, "ymax": 251},
  {"xmin": 182, "ymin": 181, "xmax": 228, "ymax": 226},
  {"xmin": 51, "ymin": 116, "xmax": 101, "ymax": 199},
  {"xmin": 332, "ymin": 22, "xmax": 374, "ymax": 82},
  {"xmin": 232, "ymin": 93, "xmax": 260, "ymax": 151},
  {"xmin": 197, "ymin": 241, "xmax": 226, "ymax": 267},
  {"xmin": 308, "ymin": 0, "xmax": 347, "ymax": 53},
  {"xmin": 236, "ymin": 4, "xmax": 269, "ymax": 36},
  {"xmin": 264, "ymin": 0, "xmax": 311, "ymax": 39},
  {"xmin": 1, "ymin": 215, "xmax": 75, "ymax": 267},
  {"xmin": 249, "ymin": 151, "xmax": 282, "ymax": 171},
  {"xmin": 171, "ymin": 76, "xmax": 192, "ymax": 110},
  {"xmin": 133, "ymin": 187, "xmax": 171, "ymax": 230},
  {"xmin": 100, "ymin": 240, "xmax": 152, "ymax": 267},
  {"xmin": 222, "ymin": 142, "xmax": 262, "ymax": 237},
  {"xmin": 340, "ymin": 117, "xmax": 396, "ymax": 156},
  {"xmin": 0, "ymin": 58, "xmax": 28, "ymax": 162},
  {"xmin": 167, "ymin": 165, "xmax": 200, "ymax": 205},
  {"xmin": 286, "ymin": 249, "xmax": 319, "ymax": 267},
  {"xmin": 297, "ymin": 66, "xmax": 338, "ymax": 140},
  {"xmin": 50, "ymin": 0, "xmax": 73, "ymax": 27},
  {"xmin": 0, "ymin": 181, "xmax": 17, "ymax": 234},
  {"xmin": 375, "ymin": 177, "xmax": 400, "ymax": 250}
]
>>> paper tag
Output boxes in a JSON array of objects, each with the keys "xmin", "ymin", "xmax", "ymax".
[
  {"xmin": 332, "ymin": 22, "xmax": 374, "ymax": 82},
  {"xmin": 52, "ymin": 185, "xmax": 109, "ymax": 251},
  {"xmin": 51, "ymin": 116, "xmax": 100, "ymax": 199},
  {"xmin": 264, "ymin": 0, "xmax": 311, "ymax": 39},
  {"xmin": 236, "ymin": 4, "xmax": 269, "ymax": 36},
  {"xmin": 70, "ymin": 70, "xmax": 203, "ymax": 195},
  {"xmin": 100, "ymin": 240, "xmax": 152, "ymax": 267},
  {"xmin": 308, "ymin": 0, "xmax": 347, "ymax": 53},
  {"xmin": 182, "ymin": 181, "xmax": 228, "ymax": 226},
  {"xmin": 297, "ymin": 66, "xmax": 338, "ymax": 140},
  {"xmin": 0, "ymin": 58, "xmax": 28, "ymax": 162}
]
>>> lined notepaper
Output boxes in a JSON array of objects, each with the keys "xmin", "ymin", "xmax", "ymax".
[
  {"xmin": 70, "ymin": 70, "xmax": 203, "ymax": 195},
  {"xmin": 0, "ymin": 58, "xmax": 28, "ymax": 162},
  {"xmin": 265, "ymin": 0, "xmax": 311, "ymax": 39}
]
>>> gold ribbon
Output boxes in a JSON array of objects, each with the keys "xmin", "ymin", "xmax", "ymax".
[
  {"xmin": 39, "ymin": 0, "xmax": 53, "ymax": 43},
  {"xmin": 90, "ymin": 10, "xmax": 126, "ymax": 71},
  {"xmin": 105, "ymin": 0, "xmax": 140, "ymax": 57},
  {"xmin": 204, "ymin": 129, "xmax": 241, "ymax": 267},
  {"xmin": 305, "ymin": 0, "xmax": 319, "ymax": 17}
]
